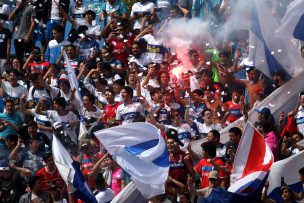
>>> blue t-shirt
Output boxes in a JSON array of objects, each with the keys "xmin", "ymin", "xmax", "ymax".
[{"xmin": 0, "ymin": 112, "xmax": 22, "ymax": 147}]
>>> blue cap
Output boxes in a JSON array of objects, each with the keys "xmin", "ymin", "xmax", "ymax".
[{"xmin": 255, "ymin": 107, "xmax": 271, "ymax": 116}]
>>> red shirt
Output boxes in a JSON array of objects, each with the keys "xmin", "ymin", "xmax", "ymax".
[
  {"xmin": 169, "ymin": 150, "xmax": 192, "ymax": 184},
  {"xmin": 36, "ymin": 167, "xmax": 65, "ymax": 191},
  {"xmin": 103, "ymin": 102, "xmax": 121, "ymax": 124},
  {"xmin": 107, "ymin": 36, "xmax": 134, "ymax": 64},
  {"xmin": 195, "ymin": 157, "xmax": 226, "ymax": 189},
  {"xmin": 225, "ymin": 101, "xmax": 242, "ymax": 124},
  {"xmin": 27, "ymin": 61, "xmax": 50, "ymax": 76}
]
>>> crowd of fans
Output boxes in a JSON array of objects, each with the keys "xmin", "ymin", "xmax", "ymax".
[{"xmin": 0, "ymin": 0, "xmax": 304, "ymax": 202}]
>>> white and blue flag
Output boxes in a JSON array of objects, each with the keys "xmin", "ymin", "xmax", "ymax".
[
  {"xmin": 52, "ymin": 135, "xmax": 97, "ymax": 203},
  {"xmin": 267, "ymin": 151, "xmax": 304, "ymax": 201},
  {"xmin": 275, "ymin": 0, "xmax": 304, "ymax": 41},
  {"xmin": 94, "ymin": 122, "xmax": 169, "ymax": 199},
  {"xmin": 249, "ymin": 0, "xmax": 303, "ymax": 79}
]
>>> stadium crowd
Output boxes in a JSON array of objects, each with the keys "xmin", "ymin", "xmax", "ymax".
[{"xmin": 0, "ymin": 0, "xmax": 304, "ymax": 202}]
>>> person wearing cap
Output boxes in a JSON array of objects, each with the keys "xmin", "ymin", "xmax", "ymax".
[
  {"xmin": 257, "ymin": 119, "xmax": 279, "ymax": 161},
  {"xmin": 166, "ymin": 129, "xmax": 194, "ymax": 185},
  {"xmin": 0, "ymin": 159, "xmax": 27, "ymax": 203},
  {"xmin": 262, "ymin": 181, "xmax": 297, "ymax": 203},
  {"xmin": 188, "ymin": 170, "xmax": 225, "ymax": 198},
  {"xmin": 254, "ymin": 106, "xmax": 275, "ymax": 131},
  {"xmin": 44, "ymin": 73, "xmax": 80, "ymax": 110}
]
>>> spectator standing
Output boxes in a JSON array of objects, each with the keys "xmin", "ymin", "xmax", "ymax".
[{"xmin": 9, "ymin": 0, "xmax": 36, "ymax": 59}]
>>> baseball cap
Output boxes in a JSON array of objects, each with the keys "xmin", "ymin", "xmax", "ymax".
[
  {"xmin": 208, "ymin": 170, "xmax": 219, "ymax": 180},
  {"xmin": 59, "ymin": 74, "xmax": 69, "ymax": 83},
  {"xmin": 255, "ymin": 106, "xmax": 271, "ymax": 116}
]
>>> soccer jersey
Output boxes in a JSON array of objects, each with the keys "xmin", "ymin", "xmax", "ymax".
[
  {"xmin": 36, "ymin": 167, "xmax": 65, "ymax": 190},
  {"xmin": 195, "ymin": 157, "xmax": 226, "ymax": 189},
  {"xmin": 116, "ymin": 102, "xmax": 144, "ymax": 124},
  {"xmin": 225, "ymin": 101, "xmax": 242, "ymax": 124}
]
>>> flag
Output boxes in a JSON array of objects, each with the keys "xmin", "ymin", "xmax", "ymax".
[
  {"xmin": 275, "ymin": 0, "xmax": 304, "ymax": 41},
  {"xmin": 267, "ymin": 151, "xmax": 304, "ymax": 201},
  {"xmin": 111, "ymin": 181, "xmax": 148, "ymax": 203},
  {"xmin": 52, "ymin": 135, "xmax": 97, "ymax": 203},
  {"xmin": 249, "ymin": 0, "xmax": 303, "ymax": 78},
  {"xmin": 94, "ymin": 122, "xmax": 169, "ymax": 199},
  {"xmin": 228, "ymin": 122, "xmax": 273, "ymax": 194},
  {"xmin": 63, "ymin": 51, "xmax": 87, "ymax": 138}
]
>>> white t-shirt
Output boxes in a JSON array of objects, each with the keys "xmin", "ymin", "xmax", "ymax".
[
  {"xmin": 95, "ymin": 188, "xmax": 115, "ymax": 203},
  {"xmin": 130, "ymin": 1, "xmax": 155, "ymax": 29},
  {"xmin": 142, "ymin": 34, "xmax": 167, "ymax": 63},
  {"xmin": 192, "ymin": 121, "xmax": 223, "ymax": 138},
  {"xmin": 27, "ymin": 86, "xmax": 50, "ymax": 102},
  {"xmin": 51, "ymin": 0, "xmax": 61, "ymax": 20},
  {"xmin": 164, "ymin": 123, "xmax": 195, "ymax": 145},
  {"xmin": 116, "ymin": 102, "xmax": 144, "ymax": 124},
  {"xmin": 46, "ymin": 110, "xmax": 78, "ymax": 143},
  {"xmin": 2, "ymin": 81, "xmax": 28, "ymax": 100}
]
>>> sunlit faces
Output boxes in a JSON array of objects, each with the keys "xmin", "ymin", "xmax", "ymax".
[
  {"xmin": 83, "ymin": 96, "xmax": 93, "ymax": 108},
  {"xmin": 120, "ymin": 89, "xmax": 130, "ymax": 101},
  {"xmin": 105, "ymin": 91, "xmax": 114, "ymax": 103},
  {"xmin": 159, "ymin": 72, "xmax": 170, "ymax": 86}
]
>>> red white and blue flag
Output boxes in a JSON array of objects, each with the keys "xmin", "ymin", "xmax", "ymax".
[{"xmin": 228, "ymin": 122, "xmax": 273, "ymax": 194}]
